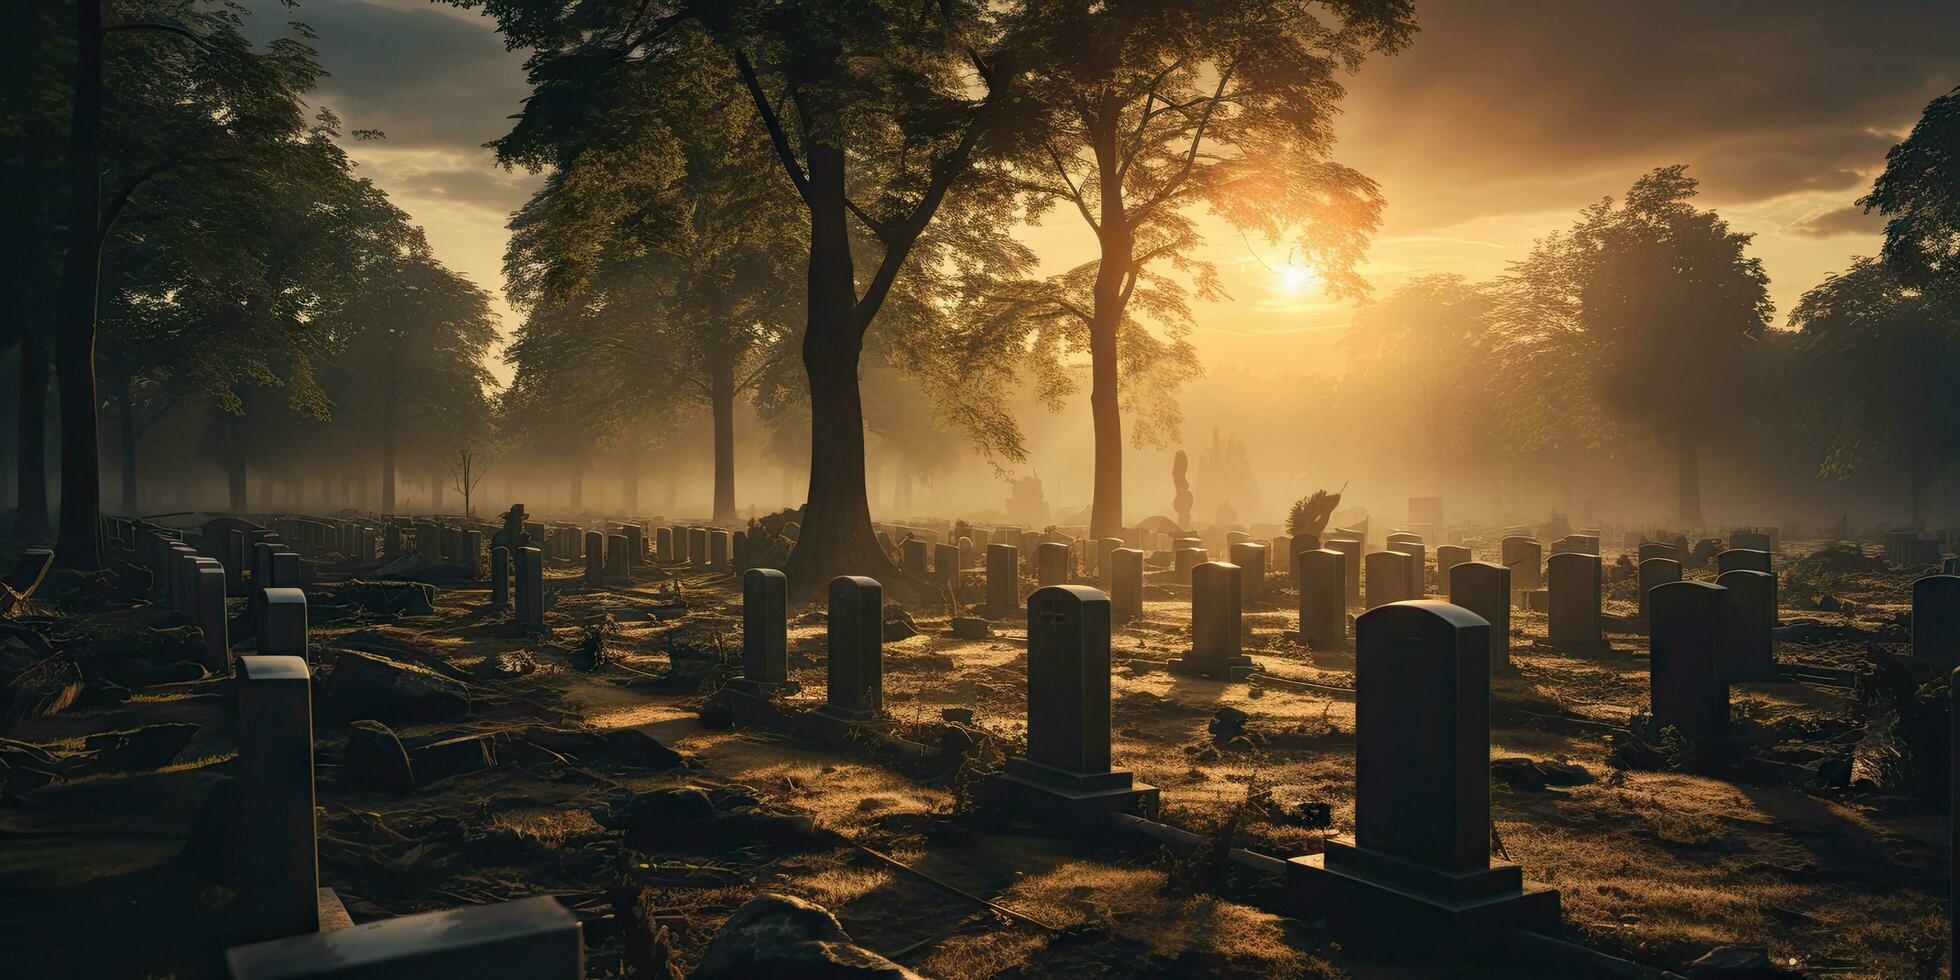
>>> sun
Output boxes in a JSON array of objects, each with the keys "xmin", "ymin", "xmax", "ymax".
[{"xmin": 1276, "ymin": 262, "xmax": 1319, "ymax": 295}]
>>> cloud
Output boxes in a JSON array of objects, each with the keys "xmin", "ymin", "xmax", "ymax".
[
  {"xmin": 1788, "ymin": 204, "xmax": 1886, "ymax": 238},
  {"xmin": 1333, "ymin": 1, "xmax": 1960, "ymax": 232},
  {"xmin": 388, "ymin": 163, "xmax": 537, "ymax": 216},
  {"xmin": 243, "ymin": 0, "xmax": 530, "ymax": 156}
]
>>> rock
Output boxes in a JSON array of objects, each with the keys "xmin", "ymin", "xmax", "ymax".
[
  {"xmin": 1538, "ymin": 759, "xmax": 1594, "ymax": 786},
  {"xmin": 1207, "ymin": 705, "xmax": 1249, "ymax": 737},
  {"xmin": 940, "ymin": 707, "xmax": 975, "ymax": 724},
  {"xmin": 949, "ymin": 617, "xmax": 990, "ymax": 640},
  {"xmin": 595, "ymin": 787, "xmax": 719, "ymax": 831},
  {"xmin": 325, "ymin": 649, "xmax": 470, "ymax": 723},
  {"xmin": 693, "ymin": 894, "xmax": 921, "ymax": 980},
  {"xmin": 1491, "ymin": 757, "xmax": 1549, "ymax": 791},
  {"xmin": 344, "ymin": 720, "xmax": 416, "ymax": 793},
  {"xmin": 881, "ymin": 608, "xmax": 919, "ymax": 642}
]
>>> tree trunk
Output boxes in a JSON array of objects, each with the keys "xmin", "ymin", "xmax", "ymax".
[
  {"xmin": 1676, "ymin": 433, "xmax": 1702, "ymax": 527},
  {"xmin": 711, "ymin": 353, "xmax": 738, "ymax": 523},
  {"xmin": 1087, "ymin": 117, "xmax": 1129, "ymax": 541},
  {"xmin": 622, "ymin": 443, "xmax": 640, "ymax": 513},
  {"xmin": 784, "ymin": 141, "xmax": 893, "ymax": 592},
  {"xmin": 15, "ymin": 318, "xmax": 51, "ymax": 540},
  {"xmin": 52, "ymin": 0, "xmax": 104, "ymax": 568},
  {"xmin": 115, "ymin": 372, "xmax": 137, "ymax": 514},
  {"xmin": 379, "ymin": 380, "xmax": 397, "ymax": 513}
]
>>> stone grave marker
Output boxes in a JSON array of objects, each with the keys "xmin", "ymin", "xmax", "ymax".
[
  {"xmin": 935, "ymin": 542, "xmax": 962, "ymax": 590},
  {"xmin": 1449, "ymin": 561, "xmax": 1511, "ymax": 672},
  {"xmin": 1637, "ymin": 542, "xmax": 1676, "ymax": 564},
  {"xmin": 1297, "ymin": 549, "xmax": 1346, "ymax": 651},
  {"xmin": 709, "ymin": 529, "xmax": 731, "ymax": 569},
  {"xmin": 1388, "ymin": 539, "xmax": 1426, "ymax": 596},
  {"xmin": 902, "ymin": 537, "xmax": 930, "ymax": 576},
  {"xmin": 732, "ymin": 568, "xmax": 791, "ymax": 702},
  {"xmin": 607, "ymin": 533, "xmax": 631, "ymax": 585},
  {"xmin": 1636, "ymin": 557, "xmax": 1682, "ymax": 621},
  {"xmin": 226, "ymin": 896, "xmax": 582, "ymax": 980},
  {"xmin": 1326, "ymin": 538, "xmax": 1362, "ymax": 607},
  {"xmin": 986, "ymin": 544, "xmax": 1020, "ymax": 617},
  {"xmin": 1109, "ymin": 548, "xmax": 1144, "ymax": 622},
  {"xmin": 1229, "ymin": 541, "xmax": 1268, "ymax": 601},
  {"xmin": 262, "ymin": 588, "xmax": 308, "ymax": 660},
  {"xmin": 490, "ymin": 547, "xmax": 510, "ymax": 608},
  {"xmin": 1286, "ymin": 601, "xmax": 1557, "ymax": 943},
  {"xmin": 822, "ymin": 576, "xmax": 883, "ymax": 720},
  {"xmin": 1649, "ymin": 580, "xmax": 1728, "ymax": 736},
  {"xmin": 1501, "ymin": 535, "xmax": 1542, "ymax": 590},
  {"xmin": 515, "ymin": 547, "xmax": 544, "ymax": 629},
  {"xmin": 655, "ymin": 527, "xmax": 673, "ymax": 562},
  {"xmin": 1546, "ymin": 552, "xmax": 1607, "ymax": 651},
  {"xmin": 196, "ymin": 565, "xmax": 230, "ymax": 673},
  {"xmin": 1716, "ymin": 569, "xmax": 1776, "ymax": 680},
  {"xmin": 584, "ymin": 532, "xmax": 605, "ymax": 587},
  {"xmin": 985, "ymin": 585, "xmax": 1158, "ymax": 826},
  {"xmin": 1434, "ymin": 545, "xmax": 1472, "ymax": 588},
  {"xmin": 1170, "ymin": 561, "xmax": 1253, "ymax": 680},
  {"xmin": 688, "ymin": 527, "xmax": 710, "ymax": 570},
  {"xmin": 235, "ymin": 656, "xmax": 320, "ymax": 942},
  {"xmin": 1173, "ymin": 547, "xmax": 1207, "ymax": 582},
  {"xmin": 1912, "ymin": 574, "xmax": 1960, "ymax": 668},
  {"xmin": 1715, "ymin": 548, "xmax": 1771, "ymax": 575},
  {"xmin": 1037, "ymin": 541, "xmax": 1071, "ymax": 587},
  {"xmin": 1364, "ymin": 550, "xmax": 1411, "ymax": 609}
]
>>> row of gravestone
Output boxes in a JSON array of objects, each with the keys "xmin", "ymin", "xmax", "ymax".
[
  {"xmin": 128, "ymin": 523, "xmax": 310, "ymax": 671},
  {"xmin": 653, "ymin": 523, "xmax": 734, "ymax": 571},
  {"xmin": 725, "ymin": 568, "xmax": 1559, "ymax": 945}
]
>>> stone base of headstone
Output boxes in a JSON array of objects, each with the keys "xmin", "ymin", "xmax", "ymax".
[
  {"xmin": 724, "ymin": 681, "xmax": 798, "ymax": 729},
  {"xmin": 318, "ymin": 887, "xmax": 355, "ymax": 933},
  {"xmin": 226, "ymin": 895, "xmax": 581, "ymax": 979},
  {"xmin": 982, "ymin": 757, "xmax": 1159, "ymax": 831},
  {"xmin": 1286, "ymin": 836, "xmax": 1559, "ymax": 949},
  {"xmin": 1165, "ymin": 653, "xmax": 1257, "ymax": 681}
]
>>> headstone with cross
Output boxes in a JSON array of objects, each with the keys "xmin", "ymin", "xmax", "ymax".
[
  {"xmin": 984, "ymin": 586, "xmax": 1159, "ymax": 828},
  {"xmin": 1285, "ymin": 600, "xmax": 1558, "ymax": 945}
]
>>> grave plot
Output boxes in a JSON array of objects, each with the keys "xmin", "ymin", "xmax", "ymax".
[{"xmin": 0, "ymin": 523, "xmax": 1951, "ymax": 978}]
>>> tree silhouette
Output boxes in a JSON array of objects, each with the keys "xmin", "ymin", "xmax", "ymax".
[
  {"xmin": 1861, "ymin": 86, "xmax": 1960, "ymax": 297},
  {"xmin": 1792, "ymin": 257, "xmax": 1960, "ymax": 524},
  {"xmin": 995, "ymin": 0, "xmax": 1414, "ymax": 539}
]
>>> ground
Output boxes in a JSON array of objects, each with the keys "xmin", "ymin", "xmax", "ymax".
[{"xmin": 0, "ymin": 534, "xmax": 1947, "ymax": 978}]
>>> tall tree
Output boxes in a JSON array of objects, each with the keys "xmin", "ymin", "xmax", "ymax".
[
  {"xmin": 1502, "ymin": 167, "xmax": 1770, "ymax": 525},
  {"xmin": 1791, "ymin": 257, "xmax": 1960, "ymax": 524},
  {"xmin": 1861, "ymin": 85, "xmax": 1960, "ymax": 297},
  {"xmin": 467, "ymin": 0, "xmax": 1042, "ymax": 590},
  {"xmin": 997, "ymin": 0, "xmax": 1415, "ymax": 538}
]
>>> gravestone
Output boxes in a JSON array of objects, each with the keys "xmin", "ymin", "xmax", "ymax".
[
  {"xmin": 1715, "ymin": 548, "xmax": 1771, "ymax": 575},
  {"xmin": 622, "ymin": 524, "xmax": 644, "ymax": 567},
  {"xmin": 196, "ymin": 566, "xmax": 230, "ymax": 673},
  {"xmin": 1449, "ymin": 561, "xmax": 1511, "ymax": 673},
  {"xmin": 1096, "ymin": 537, "xmax": 1123, "ymax": 581},
  {"xmin": 985, "ymin": 544, "xmax": 1020, "ymax": 617},
  {"xmin": 235, "ymin": 656, "xmax": 319, "ymax": 942},
  {"xmin": 1229, "ymin": 541, "xmax": 1268, "ymax": 601},
  {"xmin": 607, "ymin": 533, "xmax": 631, "ymax": 585},
  {"xmin": 1286, "ymin": 601, "xmax": 1557, "ymax": 943},
  {"xmin": 935, "ymin": 543, "xmax": 962, "ymax": 590},
  {"xmin": 1173, "ymin": 547, "xmax": 1207, "ymax": 581},
  {"xmin": 1730, "ymin": 530, "xmax": 1773, "ymax": 552},
  {"xmin": 262, "ymin": 589, "xmax": 308, "ymax": 660},
  {"xmin": 460, "ymin": 530, "xmax": 483, "ymax": 572},
  {"xmin": 655, "ymin": 527, "xmax": 673, "ymax": 562},
  {"xmin": 226, "ymin": 896, "xmax": 583, "ymax": 980},
  {"xmin": 1169, "ymin": 562, "xmax": 1253, "ymax": 680},
  {"xmin": 902, "ymin": 538, "xmax": 931, "ymax": 576},
  {"xmin": 733, "ymin": 568, "xmax": 791, "ymax": 695},
  {"xmin": 1649, "ymin": 580, "xmax": 1728, "ymax": 736},
  {"xmin": 1636, "ymin": 557, "xmax": 1682, "ymax": 621},
  {"xmin": 1434, "ymin": 545, "xmax": 1472, "ymax": 588},
  {"xmin": 822, "ymin": 576, "xmax": 883, "ymax": 720},
  {"xmin": 670, "ymin": 525, "xmax": 689, "ymax": 563},
  {"xmin": 1297, "ymin": 549, "xmax": 1346, "ymax": 651},
  {"xmin": 709, "ymin": 529, "xmax": 731, "ymax": 569},
  {"xmin": 1037, "ymin": 541, "xmax": 1071, "ymax": 587},
  {"xmin": 1364, "ymin": 551, "xmax": 1411, "ymax": 609},
  {"xmin": 1326, "ymin": 538, "xmax": 1362, "ymax": 607},
  {"xmin": 584, "ymin": 532, "xmax": 605, "ymax": 587},
  {"xmin": 490, "ymin": 547, "xmax": 509, "ymax": 608},
  {"xmin": 1546, "ymin": 552, "xmax": 1606, "ymax": 651},
  {"xmin": 1716, "ymin": 569, "xmax": 1776, "ymax": 680},
  {"xmin": 1912, "ymin": 574, "xmax": 1960, "ymax": 668},
  {"xmin": 1637, "ymin": 542, "xmax": 1676, "ymax": 564},
  {"xmin": 1109, "ymin": 548, "xmax": 1144, "ymax": 622},
  {"xmin": 1501, "ymin": 535, "xmax": 1542, "ymax": 590},
  {"xmin": 985, "ymin": 586, "xmax": 1158, "ymax": 826},
  {"xmin": 689, "ymin": 527, "xmax": 710, "ymax": 570},
  {"xmin": 1387, "ymin": 539, "xmax": 1426, "ymax": 596},
  {"xmin": 515, "ymin": 547, "xmax": 544, "ymax": 629}
]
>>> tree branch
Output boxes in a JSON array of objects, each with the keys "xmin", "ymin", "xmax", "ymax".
[
  {"xmin": 730, "ymin": 47, "xmax": 811, "ymax": 205},
  {"xmin": 1046, "ymin": 141, "xmax": 1098, "ymax": 232},
  {"xmin": 1131, "ymin": 59, "xmax": 1236, "ymax": 224},
  {"xmin": 102, "ymin": 22, "xmax": 213, "ymax": 51}
]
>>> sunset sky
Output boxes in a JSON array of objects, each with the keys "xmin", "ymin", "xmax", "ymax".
[{"xmin": 259, "ymin": 1, "xmax": 1960, "ymax": 385}]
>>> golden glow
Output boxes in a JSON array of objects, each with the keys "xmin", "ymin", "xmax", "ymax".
[{"xmin": 1275, "ymin": 262, "xmax": 1319, "ymax": 295}]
